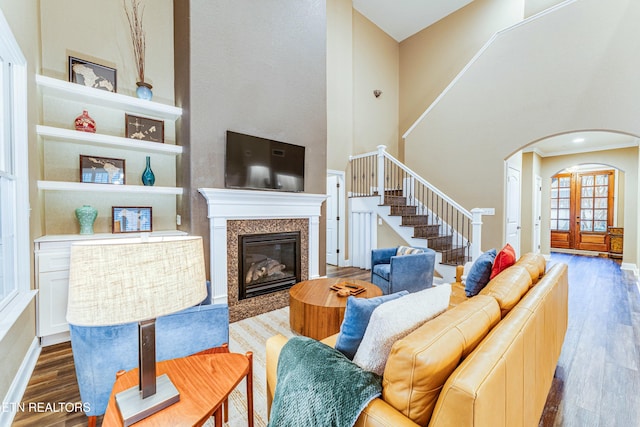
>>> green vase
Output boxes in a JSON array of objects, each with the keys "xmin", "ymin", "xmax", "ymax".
[{"xmin": 75, "ymin": 205, "xmax": 98, "ymax": 235}]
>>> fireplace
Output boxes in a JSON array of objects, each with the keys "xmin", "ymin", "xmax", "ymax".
[
  {"xmin": 239, "ymin": 231, "xmax": 301, "ymax": 299},
  {"xmin": 198, "ymin": 188, "xmax": 326, "ymax": 321}
]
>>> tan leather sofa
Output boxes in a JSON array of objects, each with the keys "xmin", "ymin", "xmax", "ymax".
[{"xmin": 266, "ymin": 253, "xmax": 568, "ymax": 427}]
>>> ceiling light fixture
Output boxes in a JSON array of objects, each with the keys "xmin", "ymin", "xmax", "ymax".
[{"xmin": 572, "ymin": 137, "xmax": 585, "ymax": 143}]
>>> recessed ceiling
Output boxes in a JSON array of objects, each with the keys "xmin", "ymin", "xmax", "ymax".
[
  {"xmin": 523, "ymin": 131, "xmax": 639, "ymax": 157},
  {"xmin": 353, "ymin": 0, "xmax": 474, "ymax": 42}
]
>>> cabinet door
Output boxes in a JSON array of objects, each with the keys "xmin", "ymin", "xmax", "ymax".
[{"xmin": 38, "ymin": 270, "xmax": 70, "ymax": 336}]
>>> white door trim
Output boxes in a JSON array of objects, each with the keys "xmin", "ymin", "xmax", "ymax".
[
  {"xmin": 327, "ymin": 170, "xmax": 346, "ymax": 267},
  {"xmin": 505, "ymin": 165, "xmax": 521, "ymax": 257}
]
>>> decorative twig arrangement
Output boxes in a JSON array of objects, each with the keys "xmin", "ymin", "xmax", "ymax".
[{"xmin": 124, "ymin": 0, "xmax": 146, "ymax": 84}]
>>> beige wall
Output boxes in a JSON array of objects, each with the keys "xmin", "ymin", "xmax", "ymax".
[
  {"xmin": 521, "ymin": 151, "xmax": 542, "ymax": 253},
  {"xmin": 403, "ymin": 0, "xmax": 640, "ymax": 265},
  {"xmin": 175, "ymin": 0, "xmax": 328, "ymax": 276},
  {"xmin": 40, "ymin": 0, "xmax": 175, "ymax": 103},
  {"xmin": 540, "ymin": 147, "xmax": 638, "ymax": 264},
  {"xmin": 0, "ymin": 0, "xmax": 39, "ymax": 405},
  {"xmin": 327, "ymin": 0, "xmax": 354, "ymax": 172},
  {"xmin": 399, "ymin": 0, "xmax": 523, "ymax": 159},
  {"xmin": 327, "ymin": 4, "xmax": 398, "ymax": 261},
  {"xmin": 353, "ymin": 10, "xmax": 399, "ymax": 157},
  {"xmin": 376, "ymin": 215, "xmax": 408, "ymax": 248},
  {"xmin": 525, "ymin": 0, "xmax": 565, "ymax": 17}
]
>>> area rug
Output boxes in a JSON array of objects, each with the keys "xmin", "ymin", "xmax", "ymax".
[{"xmin": 205, "ymin": 307, "xmax": 294, "ymax": 426}]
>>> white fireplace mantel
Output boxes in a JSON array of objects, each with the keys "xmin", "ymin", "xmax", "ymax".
[{"xmin": 199, "ymin": 188, "xmax": 327, "ymax": 303}]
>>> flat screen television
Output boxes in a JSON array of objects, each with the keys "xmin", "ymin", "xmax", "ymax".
[{"xmin": 225, "ymin": 131, "xmax": 305, "ymax": 192}]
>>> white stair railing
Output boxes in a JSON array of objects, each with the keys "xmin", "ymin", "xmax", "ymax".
[{"xmin": 349, "ymin": 145, "xmax": 484, "ymax": 262}]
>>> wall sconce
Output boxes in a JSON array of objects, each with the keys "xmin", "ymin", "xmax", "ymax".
[{"xmin": 373, "ymin": 90, "xmax": 382, "ymax": 98}]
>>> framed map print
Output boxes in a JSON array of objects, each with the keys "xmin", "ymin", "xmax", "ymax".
[
  {"xmin": 112, "ymin": 206, "xmax": 152, "ymax": 233},
  {"xmin": 80, "ymin": 155, "xmax": 125, "ymax": 184},
  {"xmin": 125, "ymin": 114, "xmax": 164, "ymax": 143},
  {"xmin": 68, "ymin": 56, "xmax": 117, "ymax": 92}
]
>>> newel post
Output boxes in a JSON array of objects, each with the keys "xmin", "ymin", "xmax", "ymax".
[
  {"xmin": 377, "ymin": 145, "xmax": 386, "ymax": 205},
  {"xmin": 471, "ymin": 208, "xmax": 484, "ymax": 261}
]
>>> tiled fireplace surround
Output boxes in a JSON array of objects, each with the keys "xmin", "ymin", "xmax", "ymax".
[{"xmin": 199, "ymin": 188, "xmax": 326, "ymax": 322}]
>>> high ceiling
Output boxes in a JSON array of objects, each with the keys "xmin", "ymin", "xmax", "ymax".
[
  {"xmin": 352, "ymin": 2, "xmax": 639, "ymax": 157},
  {"xmin": 353, "ymin": 0, "xmax": 474, "ymax": 42},
  {"xmin": 523, "ymin": 131, "xmax": 639, "ymax": 158}
]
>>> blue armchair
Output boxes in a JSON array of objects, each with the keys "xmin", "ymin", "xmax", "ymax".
[
  {"xmin": 371, "ymin": 246, "xmax": 436, "ymax": 294},
  {"xmin": 69, "ymin": 282, "xmax": 229, "ymax": 424}
]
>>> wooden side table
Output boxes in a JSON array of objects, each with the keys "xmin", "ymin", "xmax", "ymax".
[
  {"xmin": 102, "ymin": 352, "xmax": 253, "ymax": 427},
  {"xmin": 289, "ymin": 278, "xmax": 382, "ymax": 340}
]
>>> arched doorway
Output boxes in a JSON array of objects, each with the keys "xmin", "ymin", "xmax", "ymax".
[{"xmin": 520, "ymin": 130, "xmax": 637, "ymax": 264}]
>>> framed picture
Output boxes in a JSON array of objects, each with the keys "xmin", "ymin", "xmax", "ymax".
[
  {"xmin": 68, "ymin": 56, "xmax": 117, "ymax": 92},
  {"xmin": 80, "ymin": 155, "xmax": 125, "ymax": 185},
  {"xmin": 125, "ymin": 114, "xmax": 164, "ymax": 143},
  {"xmin": 112, "ymin": 206, "xmax": 152, "ymax": 233}
]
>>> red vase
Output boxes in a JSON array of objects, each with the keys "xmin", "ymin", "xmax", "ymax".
[{"xmin": 75, "ymin": 110, "xmax": 96, "ymax": 133}]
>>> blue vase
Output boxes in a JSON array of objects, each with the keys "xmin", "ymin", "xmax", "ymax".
[
  {"xmin": 136, "ymin": 82, "xmax": 153, "ymax": 100},
  {"xmin": 141, "ymin": 156, "xmax": 155, "ymax": 186},
  {"xmin": 75, "ymin": 205, "xmax": 97, "ymax": 235}
]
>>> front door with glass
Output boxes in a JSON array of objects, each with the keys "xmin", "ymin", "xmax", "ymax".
[{"xmin": 550, "ymin": 170, "xmax": 614, "ymax": 251}]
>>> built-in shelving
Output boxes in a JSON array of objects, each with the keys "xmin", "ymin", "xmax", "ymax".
[
  {"xmin": 35, "ymin": 74, "xmax": 186, "ymax": 344},
  {"xmin": 37, "ymin": 180, "xmax": 183, "ymax": 195},
  {"xmin": 37, "ymin": 125, "xmax": 183, "ymax": 155},
  {"xmin": 36, "ymin": 74, "xmax": 182, "ymax": 120}
]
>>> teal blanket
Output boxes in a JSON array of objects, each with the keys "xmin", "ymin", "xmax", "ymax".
[{"xmin": 268, "ymin": 336, "xmax": 382, "ymax": 427}]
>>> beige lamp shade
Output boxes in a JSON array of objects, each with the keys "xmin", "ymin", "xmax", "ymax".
[{"xmin": 66, "ymin": 235, "xmax": 207, "ymax": 326}]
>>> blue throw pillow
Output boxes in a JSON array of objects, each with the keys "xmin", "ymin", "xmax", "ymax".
[
  {"xmin": 465, "ymin": 249, "xmax": 497, "ymax": 297},
  {"xmin": 335, "ymin": 290, "xmax": 409, "ymax": 360}
]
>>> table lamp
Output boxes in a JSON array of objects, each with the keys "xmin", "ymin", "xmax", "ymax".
[{"xmin": 67, "ymin": 235, "xmax": 207, "ymax": 426}]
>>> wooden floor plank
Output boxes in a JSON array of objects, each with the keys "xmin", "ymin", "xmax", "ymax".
[{"xmin": 539, "ymin": 253, "xmax": 640, "ymax": 427}]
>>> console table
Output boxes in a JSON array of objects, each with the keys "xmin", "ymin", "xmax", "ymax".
[{"xmin": 102, "ymin": 352, "xmax": 253, "ymax": 427}]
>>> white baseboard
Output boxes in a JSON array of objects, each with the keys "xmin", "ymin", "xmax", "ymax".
[
  {"xmin": 0, "ymin": 337, "xmax": 40, "ymax": 427},
  {"xmin": 620, "ymin": 263, "xmax": 639, "ymax": 278},
  {"xmin": 40, "ymin": 331, "xmax": 70, "ymax": 347}
]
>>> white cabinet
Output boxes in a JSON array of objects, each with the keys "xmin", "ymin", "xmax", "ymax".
[
  {"xmin": 38, "ymin": 270, "xmax": 70, "ymax": 338},
  {"xmin": 35, "ymin": 238, "xmax": 73, "ymax": 345}
]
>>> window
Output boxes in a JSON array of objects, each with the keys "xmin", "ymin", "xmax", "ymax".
[
  {"xmin": 579, "ymin": 173, "xmax": 609, "ymax": 232},
  {"xmin": 0, "ymin": 9, "xmax": 30, "ymax": 317},
  {"xmin": 550, "ymin": 174, "xmax": 571, "ymax": 231}
]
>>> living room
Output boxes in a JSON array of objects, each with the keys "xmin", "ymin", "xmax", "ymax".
[{"xmin": 1, "ymin": 0, "xmax": 640, "ymax": 426}]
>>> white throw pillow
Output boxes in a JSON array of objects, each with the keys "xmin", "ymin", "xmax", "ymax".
[{"xmin": 352, "ymin": 284, "xmax": 451, "ymax": 375}]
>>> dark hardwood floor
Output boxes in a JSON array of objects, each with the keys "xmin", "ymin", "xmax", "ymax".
[
  {"xmin": 539, "ymin": 253, "xmax": 640, "ymax": 426},
  {"xmin": 11, "ymin": 255, "xmax": 640, "ymax": 426},
  {"xmin": 11, "ymin": 341, "xmax": 92, "ymax": 427}
]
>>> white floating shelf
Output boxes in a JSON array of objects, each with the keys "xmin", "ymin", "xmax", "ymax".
[
  {"xmin": 37, "ymin": 125, "xmax": 183, "ymax": 155},
  {"xmin": 36, "ymin": 75, "xmax": 182, "ymax": 121},
  {"xmin": 37, "ymin": 181, "xmax": 183, "ymax": 195}
]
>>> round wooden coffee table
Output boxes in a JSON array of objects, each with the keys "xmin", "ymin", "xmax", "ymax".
[{"xmin": 289, "ymin": 278, "xmax": 382, "ymax": 340}]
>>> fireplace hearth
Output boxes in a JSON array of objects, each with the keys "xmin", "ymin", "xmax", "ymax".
[{"xmin": 239, "ymin": 231, "xmax": 301, "ymax": 299}]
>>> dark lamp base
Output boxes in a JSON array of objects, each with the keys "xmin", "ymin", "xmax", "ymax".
[{"xmin": 115, "ymin": 374, "xmax": 180, "ymax": 427}]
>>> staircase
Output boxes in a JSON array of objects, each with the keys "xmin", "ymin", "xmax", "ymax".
[
  {"xmin": 381, "ymin": 190, "xmax": 469, "ymax": 266},
  {"xmin": 349, "ymin": 145, "xmax": 483, "ymax": 281}
]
